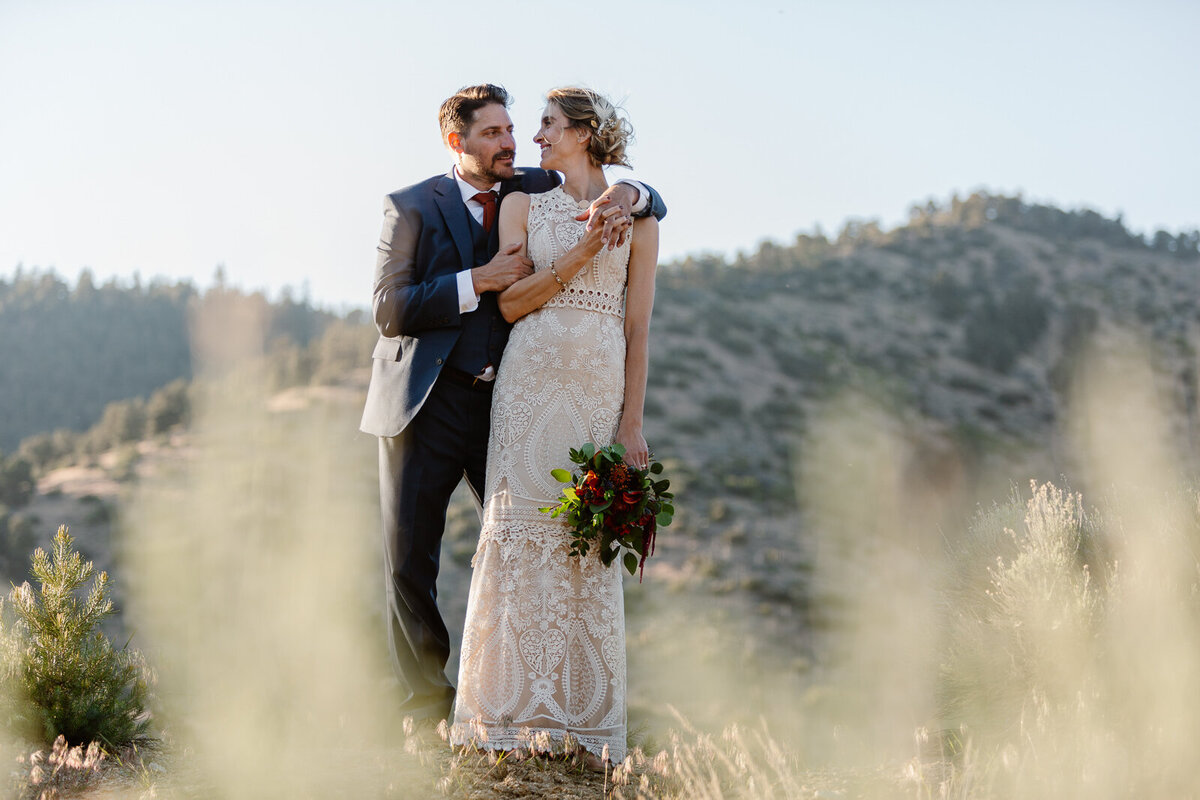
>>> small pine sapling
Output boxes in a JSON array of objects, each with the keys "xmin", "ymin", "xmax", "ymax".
[{"xmin": 8, "ymin": 526, "xmax": 150, "ymax": 749}]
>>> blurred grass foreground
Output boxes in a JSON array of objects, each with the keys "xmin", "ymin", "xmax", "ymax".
[{"xmin": 4, "ymin": 297, "xmax": 1200, "ymax": 799}]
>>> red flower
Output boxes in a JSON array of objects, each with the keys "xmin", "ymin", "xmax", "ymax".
[
  {"xmin": 611, "ymin": 489, "xmax": 643, "ymax": 514},
  {"xmin": 542, "ymin": 443, "xmax": 673, "ymax": 582},
  {"xmin": 578, "ymin": 470, "xmax": 602, "ymax": 504},
  {"xmin": 609, "ymin": 462, "xmax": 635, "ymax": 490}
]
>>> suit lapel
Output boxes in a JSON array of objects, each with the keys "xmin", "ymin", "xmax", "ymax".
[{"xmin": 434, "ymin": 173, "xmax": 475, "ymax": 271}]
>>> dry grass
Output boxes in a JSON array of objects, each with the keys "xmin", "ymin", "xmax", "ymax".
[
  {"xmin": 7, "ymin": 715, "xmax": 925, "ymax": 800},
  {"xmin": 9, "ymin": 298, "xmax": 1200, "ymax": 798}
]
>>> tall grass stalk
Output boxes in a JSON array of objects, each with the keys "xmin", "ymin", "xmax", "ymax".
[{"xmin": 119, "ymin": 298, "xmax": 408, "ymax": 797}]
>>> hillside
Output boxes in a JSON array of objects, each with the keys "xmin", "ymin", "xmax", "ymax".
[
  {"xmin": 622, "ymin": 193, "xmax": 1200, "ymax": 640},
  {"xmin": 2, "ymin": 191, "xmax": 1198, "ymax": 744}
]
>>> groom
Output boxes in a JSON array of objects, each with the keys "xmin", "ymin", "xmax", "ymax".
[{"xmin": 360, "ymin": 84, "xmax": 666, "ymax": 722}]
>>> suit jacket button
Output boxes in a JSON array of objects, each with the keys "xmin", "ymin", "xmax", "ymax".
[{"xmin": 436, "ymin": 358, "xmax": 443, "ymax": 365}]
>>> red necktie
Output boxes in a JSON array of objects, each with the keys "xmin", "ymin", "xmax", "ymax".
[{"xmin": 472, "ymin": 191, "xmax": 497, "ymax": 233}]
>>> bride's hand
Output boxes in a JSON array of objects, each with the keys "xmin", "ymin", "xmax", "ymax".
[
  {"xmin": 615, "ymin": 427, "xmax": 649, "ymax": 471},
  {"xmin": 576, "ymin": 185, "xmax": 635, "ymax": 249},
  {"xmin": 577, "ymin": 197, "xmax": 631, "ymax": 253},
  {"xmin": 572, "ymin": 214, "xmax": 610, "ymax": 261}
]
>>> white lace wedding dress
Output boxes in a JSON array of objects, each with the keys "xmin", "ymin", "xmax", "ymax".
[{"xmin": 450, "ymin": 185, "xmax": 630, "ymax": 763}]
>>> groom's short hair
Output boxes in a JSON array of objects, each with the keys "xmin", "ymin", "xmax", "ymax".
[{"xmin": 439, "ymin": 84, "xmax": 511, "ymax": 142}]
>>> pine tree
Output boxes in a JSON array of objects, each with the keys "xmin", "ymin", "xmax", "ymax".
[{"xmin": 7, "ymin": 526, "xmax": 149, "ymax": 748}]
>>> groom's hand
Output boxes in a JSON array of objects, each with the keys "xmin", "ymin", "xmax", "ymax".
[
  {"xmin": 576, "ymin": 184, "xmax": 635, "ymax": 249},
  {"xmin": 472, "ymin": 243, "xmax": 534, "ymax": 294}
]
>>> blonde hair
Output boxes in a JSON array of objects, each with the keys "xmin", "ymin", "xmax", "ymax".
[{"xmin": 545, "ymin": 87, "xmax": 633, "ymax": 168}]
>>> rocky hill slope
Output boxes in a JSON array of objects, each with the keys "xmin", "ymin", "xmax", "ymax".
[{"xmin": 4, "ymin": 193, "xmax": 1198, "ymax": 735}]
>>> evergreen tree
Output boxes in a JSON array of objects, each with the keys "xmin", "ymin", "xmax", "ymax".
[{"xmin": 6, "ymin": 526, "xmax": 150, "ymax": 748}]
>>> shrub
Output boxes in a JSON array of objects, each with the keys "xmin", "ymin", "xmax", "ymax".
[
  {"xmin": 700, "ymin": 394, "xmax": 743, "ymax": 418},
  {"xmin": 961, "ymin": 275, "xmax": 1050, "ymax": 373},
  {"xmin": 1, "ymin": 511, "xmax": 37, "ymax": 574},
  {"xmin": 0, "ymin": 452, "xmax": 34, "ymax": 508},
  {"xmin": 5, "ymin": 526, "xmax": 150, "ymax": 748},
  {"xmin": 940, "ymin": 482, "xmax": 1101, "ymax": 734},
  {"xmin": 144, "ymin": 378, "xmax": 190, "ymax": 436}
]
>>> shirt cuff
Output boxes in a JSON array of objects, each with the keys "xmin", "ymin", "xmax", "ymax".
[
  {"xmin": 617, "ymin": 179, "xmax": 649, "ymax": 215},
  {"xmin": 457, "ymin": 270, "xmax": 479, "ymax": 313}
]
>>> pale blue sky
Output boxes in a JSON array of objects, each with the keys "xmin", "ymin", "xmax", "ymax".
[{"xmin": 1, "ymin": 0, "xmax": 1197, "ymax": 309}]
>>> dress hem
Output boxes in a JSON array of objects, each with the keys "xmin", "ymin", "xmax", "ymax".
[{"xmin": 447, "ymin": 720, "xmax": 627, "ymax": 764}]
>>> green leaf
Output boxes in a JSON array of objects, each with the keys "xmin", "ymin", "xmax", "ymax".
[
  {"xmin": 580, "ymin": 442, "xmax": 596, "ymax": 461},
  {"xmin": 550, "ymin": 468, "xmax": 573, "ymax": 483},
  {"xmin": 624, "ymin": 552, "xmax": 638, "ymax": 575},
  {"xmin": 653, "ymin": 479, "xmax": 670, "ymax": 494},
  {"xmin": 650, "ymin": 461, "xmax": 663, "ymax": 474},
  {"xmin": 656, "ymin": 512, "xmax": 673, "ymax": 527},
  {"xmin": 590, "ymin": 499, "xmax": 612, "ymax": 513}
]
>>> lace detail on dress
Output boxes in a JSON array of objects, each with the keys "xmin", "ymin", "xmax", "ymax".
[
  {"xmin": 474, "ymin": 515, "xmax": 570, "ymax": 566},
  {"xmin": 452, "ymin": 184, "xmax": 631, "ymax": 763},
  {"xmin": 542, "ymin": 287, "xmax": 625, "ymax": 318},
  {"xmin": 452, "ymin": 527, "xmax": 627, "ymax": 763},
  {"xmin": 448, "ymin": 723, "xmax": 627, "ymax": 766},
  {"xmin": 527, "ymin": 185, "xmax": 630, "ymax": 305}
]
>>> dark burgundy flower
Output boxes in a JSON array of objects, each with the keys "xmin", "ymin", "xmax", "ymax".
[{"xmin": 609, "ymin": 462, "xmax": 635, "ymax": 491}]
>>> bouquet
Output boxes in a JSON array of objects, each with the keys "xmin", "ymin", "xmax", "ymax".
[{"xmin": 541, "ymin": 442, "xmax": 674, "ymax": 580}]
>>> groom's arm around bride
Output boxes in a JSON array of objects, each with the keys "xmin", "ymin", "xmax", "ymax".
[{"xmin": 359, "ymin": 83, "xmax": 665, "ymax": 723}]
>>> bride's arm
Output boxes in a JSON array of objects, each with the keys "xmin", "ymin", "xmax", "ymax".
[
  {"xmin": 614, "ymin": 216, "xmax": 659, "ymax": 469},
  {"xmin": 497, "ymin": 198, "xmax": 625, "ymax": 323},
  {"xmin": 493, "ymin": 191, "xmax": 530, "ymax": 267}
]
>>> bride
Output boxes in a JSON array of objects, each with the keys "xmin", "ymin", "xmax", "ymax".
[{"xmin": 449, "ymin": 87, "xmax": 659, "ymax": 768}]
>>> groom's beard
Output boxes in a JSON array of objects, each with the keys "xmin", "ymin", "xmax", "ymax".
[{"xmin": 463, "ymin": 148, "xmax": 516, "ymax": 184}]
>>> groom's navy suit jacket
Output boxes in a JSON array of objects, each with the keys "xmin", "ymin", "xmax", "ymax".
[
  {"xmin": 360, "ymin": 168, "xmax": 666, "ymax": 438},
  {"xmin": 359, "ymin": 168, "xmax": 561, "ymax": 438}
]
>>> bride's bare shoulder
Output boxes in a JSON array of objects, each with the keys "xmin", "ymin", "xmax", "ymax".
[
  {"xmin": 501, "ymin": 190, "xmax": 529, "ymax": 205},
  {"xmin": 499, "ymin": 192, "xmax": 531, "ymax": 231},
  {"xmin": 499, "ymin": 193, "xmax": 532, "ymax": 215}
]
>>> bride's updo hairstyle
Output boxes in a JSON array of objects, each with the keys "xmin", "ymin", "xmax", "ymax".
[{"xmin": 546, "ymin": 87, "xmax": 633, "ymax": 168}]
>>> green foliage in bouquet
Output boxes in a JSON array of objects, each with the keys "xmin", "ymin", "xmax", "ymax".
[
  {"xmin": 3, "ymin": 526, "xmax": 150, "ymax": 748},
  {"xmin": 542, "ymin": 443, "xmax": 674, "ymax": 580}
]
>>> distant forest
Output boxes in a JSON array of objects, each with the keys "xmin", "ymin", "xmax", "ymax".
[
  {"xmin": 2, "ymin": 190, "xmax": 1198, "ymax": 492},
  {"xmin": 0, "ymin": 270, "xmax": 348, "ymax": 451}
]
